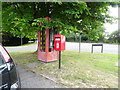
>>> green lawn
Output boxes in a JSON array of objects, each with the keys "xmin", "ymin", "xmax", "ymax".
[{"xmin": 10, "ymin": 51, "xmax": 118, "ymax": 88}]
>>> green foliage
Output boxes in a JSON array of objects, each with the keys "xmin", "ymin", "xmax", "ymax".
[
  {"xmin": 32, "ymin": 18, "xmax": 65, "ymax": 30},
  {"xmin": 2, "ymin": 31, "xmax": 30, "ymax": 46},
  {"xmin": 2, "ymin": 2, "xmax": 116, "ymax": 40},
  {"xmin": 2, "ymin": 2, "xmax": 36, "ymax": 39},
  {"xmin": 66, "ymin": 26, "xmax": 106, "ymax": 42}
]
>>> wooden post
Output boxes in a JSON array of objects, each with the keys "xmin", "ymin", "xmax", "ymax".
[
  {"xmin": 79, "ymin": 34, "xmax": 81, "ymax": 53},
  {"xmin": 101, "ymin": 44, "xmax": 103, "ymax": 53},
  {"xmin": 21, "ymin": 34, "xmax": 23, "ymax": 46},
  {"xmin": 92, "ymin": 45, "xmax": 93, "ymax": 53}
]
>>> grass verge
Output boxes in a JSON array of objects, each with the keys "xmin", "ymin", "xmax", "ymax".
[{"xmin": 9, "ymin": 51, "xmax": 118, "ymax": 88}]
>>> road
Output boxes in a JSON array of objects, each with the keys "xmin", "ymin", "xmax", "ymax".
[
  {"xmin": 5, "ymin": 42, "xmax": 118, "ymax": 54},
  {"xmin": 66, "ymin": 42, "xmax": 118, "ymax": 54},
  {"xmin": 5, "ymin": 44, "xmax": 38, "ymax": 52}
]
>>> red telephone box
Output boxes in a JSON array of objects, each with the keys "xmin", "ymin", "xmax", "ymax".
[
  {"xmin": 54, "ymin": 35, "xmax": 65, "ymax": 51},
  {"xmin": 37, "ymin": 17, "xmax": 66, "ymax": 62},
  {"xmin": 37, "ymin": 17, "xmax": 59, "ymax": 62}
]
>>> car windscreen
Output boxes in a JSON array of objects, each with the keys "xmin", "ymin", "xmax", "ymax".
[{"xmin": 0, "ymin": 54, "xmax": 4, "ymax": 66}]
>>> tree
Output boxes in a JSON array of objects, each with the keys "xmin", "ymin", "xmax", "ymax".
[
  {"xmin": 2, "ymin": 2, "xmax": 117, "ymax": 40},
  {"xmin": 108, "ymin": 30, "xmax": 120, "ymax": 43}
]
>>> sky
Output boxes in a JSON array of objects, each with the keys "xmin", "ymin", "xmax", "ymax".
[{"xmin": 104, "ymin": 6, "xmax": 119, "ymax": 34}]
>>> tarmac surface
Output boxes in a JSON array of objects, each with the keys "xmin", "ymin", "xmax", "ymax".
[
  {"xmin": 66, "ymin": 42, "xmax": 118, "ymax": 54},
  {"xmin": 5, "ymin": 42, "xmax": 119, "ymax": 54}
]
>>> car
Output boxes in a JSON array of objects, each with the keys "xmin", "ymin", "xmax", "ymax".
[{"xmin": 0, "ymin": 44, "xmax": 21, "ymax": 90}]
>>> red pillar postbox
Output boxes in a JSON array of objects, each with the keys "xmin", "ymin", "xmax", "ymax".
[
  {"xmin": 54, "ymin": 35, "xmax": 65, "ymax": 51},
  {"xmin": 54, "ymin": 35, "xmax": 65, "ymax": 69}
]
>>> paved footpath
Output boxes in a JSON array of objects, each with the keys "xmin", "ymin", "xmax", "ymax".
[{"xmin": 17, "ymin": 65, "xmax": 64, "ymax": 88}]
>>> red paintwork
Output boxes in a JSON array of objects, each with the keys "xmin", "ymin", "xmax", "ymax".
[
  {"xmin": 37, "ymin": 17, "xmax": 59, "ymax": 62},
  {"xmin": 37, "ymin": 29, "xmax": 59, "ymax": 62},
  {"xmin": 45, "ymin": 17, "xmax": 51, "ymax": 21},
  {"xmin": 54, "ymin": 35, "xmax": 65, "ymax": 51}
]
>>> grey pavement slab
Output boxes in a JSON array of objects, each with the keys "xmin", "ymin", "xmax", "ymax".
[
  {"xmin": 26, "ymin": 62, "xmax": 40, "ymax": 68},
  {"xmin": 16, "ymin": 65, "xmax": 64, "ymax": 88}
]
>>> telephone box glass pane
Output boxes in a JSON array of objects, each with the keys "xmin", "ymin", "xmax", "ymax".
[
  {"xmin": 49, "ymin": 28, "xmax": 58, "ymax": 52},
  {"xmin": 40, "ymin": 28, "xmax": 46, "ymax": 51}
]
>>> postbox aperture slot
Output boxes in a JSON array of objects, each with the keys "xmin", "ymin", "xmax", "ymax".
[{"xmin": 55, "ymin": 38, "xmax": 60, "ymax": 41}]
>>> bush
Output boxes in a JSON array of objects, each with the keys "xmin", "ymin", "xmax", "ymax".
[
  {"xmin": 107, "ymin": 30, "xmax": 120, "ymax": 44},
  {"xmin": 2, "ymin": 32, "xmax": 29, "ymax": 46}
]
